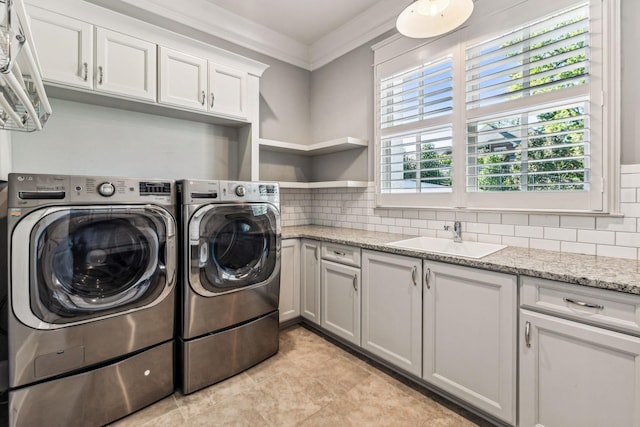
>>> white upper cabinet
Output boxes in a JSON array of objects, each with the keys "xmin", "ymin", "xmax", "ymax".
[
  {"xmin": 158, "ymin": 47, "xmax": 208, "ymax": 111},
  {"xmin": 208, "ymin": 63, "xmax": 248, "ymax": 119},
  {"xmin": 95, "ymin": 28, "xmax": 157, "ymax": 102},
  {"xmin": 28, "ymin": 8, "xmax": 157, "ymax": 102},
  {"xmin": 28, "ymin": 7, "xmax": 93, "ymax": 90}
]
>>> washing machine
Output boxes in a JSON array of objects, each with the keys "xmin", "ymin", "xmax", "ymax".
[
  {"xmin": 179, "ymin": 179, "xmax": 280, "ymax": 394},
  {"xmin": 6, "ymin": 173, "xmax": 177, "ymax": 427}
]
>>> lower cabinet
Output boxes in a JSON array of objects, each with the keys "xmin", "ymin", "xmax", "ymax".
[
  {"xmin": 423, "ymin": 261, "xmax": 516, "ymax": 424},
  {"xmin": 279, "ymin": 239, "xmax": 300, "ymax": 323},
  {"xmin": 320, "ymin": 259, "xmax": 361, "ymax": 345},
  {"xmin": 300, "ymin": 239, "xmax": 321, "ymax": 325},
  {"xmin": 361, "ymin": 250, "xmax": 422, "ymax": 377}
]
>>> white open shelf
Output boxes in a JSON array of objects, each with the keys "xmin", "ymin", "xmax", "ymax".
[
  {"xmin": 259, "ymin": 136, "xmax": 367, "ymax": 156},
  {"xmin": 277, "ymin": 180, "xmax": 371, "ymax": 189}
]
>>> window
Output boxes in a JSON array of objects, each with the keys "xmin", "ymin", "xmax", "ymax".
[{"xmin": 374, "ymin": 0, "xmax": 614, "ymax": 212}]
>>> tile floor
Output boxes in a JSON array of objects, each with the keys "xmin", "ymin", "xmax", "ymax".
[{"xmin": 112, "ymin": 325, "xmax": 493, "ymax": 426}]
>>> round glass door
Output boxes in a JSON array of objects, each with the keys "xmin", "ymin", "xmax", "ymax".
[
  {"xmin": 190, "ymin": 203, "xmax": 279, "ymax": 294},
  {"xmin": 30, "ymin": 207, "xmax": 171, "ymax": 324}
]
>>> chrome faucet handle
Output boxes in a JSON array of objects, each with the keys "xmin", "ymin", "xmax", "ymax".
[{"xmin": 444, "ymin": 221, "xmax": 463, "ymax": 242}]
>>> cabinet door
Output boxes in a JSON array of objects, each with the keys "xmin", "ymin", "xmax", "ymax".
[
  {"xmin": 28, "ymin": 7, "xmax": 93, "ymax": 89},
  {"xmin": 423, "ymin": 261, "xmax": 516, "ymax": 424},
  {"xmin": 95, "ymin": 28, "xmax": 156, "ymax": 101},
  {"xmin": 361, "ymin": 250, "xmax": 422, "ymax": 376},
  {"xmin": 300, "ymin": 240, "xmax": 321, "ymax": 325},
  {"xmin": 158, "ymin": 47, "xmax": 207, "ymax": 111},
  {"xmin": 208, "ymin": 63, "xmax": 248, "ymax": 119},
  {"xmin": 520, "ymin": 310, "xmax": 640, "ymax": 427},
  {"xmin": 279, "ymin": 239, "xmax": 300, "ymax": 323},
  {"xmin": 321, "ymin": 260, "xmax": 360, "ymax": 345}
]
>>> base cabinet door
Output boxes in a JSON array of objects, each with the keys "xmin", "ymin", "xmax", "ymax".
[
  {"xmin": 320, "ymin": 260, "xmax": 360, "ymax": 345},
  {"xmin": 423, "ymin": 261, "xmax": 516, "ymax": 424},
  {"xmin": 520, "ymin": 310, "xmax": 640, "ymax": 427},
  {"xmin": 361, "ymin": 250, "xmax": 422, "ymax": 376},
  {"xmin": 279, "ymin": 239, "xmax": 300, "ymax": 323},
  {"xmin": 300, "ymin": 240, "xmax": 321, "ymax": 325}
]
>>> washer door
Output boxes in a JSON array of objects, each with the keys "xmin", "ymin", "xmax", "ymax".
[
  {"xmin": 189, "ymin": 203, "xmax": 280, "ymax": 296},
  {"xmin": 11, "ymin": 206, "xmax": 176, "ymax": 328}
]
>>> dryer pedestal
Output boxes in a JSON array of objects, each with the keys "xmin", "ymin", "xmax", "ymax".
[
  {"xmin": 9, "ymin": 341, "xmax": 174, "ymax": 427},
  {"xmin": 179, "ymin": 310, "xmax": 279, "ymax": 394}
]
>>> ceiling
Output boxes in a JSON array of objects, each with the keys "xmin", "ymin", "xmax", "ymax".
[
  {"xmin": 204, "ymin": 0, "xmax": 390, "ymax": 46},
  {"xmin": 87, "ymin": 0, "xmax": 409, "ymax": 70}
]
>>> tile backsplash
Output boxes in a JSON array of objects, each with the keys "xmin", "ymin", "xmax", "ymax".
[{"xmin": 280, "ymin": 164, "xmax": 640, "ymax": 260}]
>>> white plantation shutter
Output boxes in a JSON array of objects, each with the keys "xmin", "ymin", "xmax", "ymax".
[
  {"xmin": 379, "ymin": 56, "xmax": 455, "ymax": 196},
  {"xmin": 465, "ymin": 3, "xmax": 593, "ymax": 195}
]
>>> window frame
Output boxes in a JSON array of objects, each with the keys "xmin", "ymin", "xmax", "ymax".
[{"xmin": 373, "ymin": 0, "xmax": 619, "ymax": 214}]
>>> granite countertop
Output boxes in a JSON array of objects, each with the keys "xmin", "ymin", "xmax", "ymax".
[{"xmin": 282, "ymin": 225, "xmax": 640, "ymax": 296}]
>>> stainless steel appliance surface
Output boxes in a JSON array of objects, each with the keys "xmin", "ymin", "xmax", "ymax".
[
  {"xmin": 179, "ymin": 179, "xmax": 281, "ymax": 394},
  {"xmin": 6, "ymin": 173, "xmax": 177, "ymax": 426}
]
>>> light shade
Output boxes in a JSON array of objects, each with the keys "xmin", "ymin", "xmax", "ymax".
[{"xmin": 396, "ymin": 0, "xmax": 474, "ymax": 39}]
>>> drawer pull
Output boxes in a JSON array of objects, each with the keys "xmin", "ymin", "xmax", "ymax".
[
  {"xmin": 333, "ymin": 251, "xmax": 346, "ymax": 257},
  {"xmin": 411, "ymin": 266, "xmax": 417, "ymax": 286},
  {"xmin": 314, "ymin": 247, "xmax": 318, "ymax": 260},
  {"xmin": 563, "ymin": 297, "xmax": 604, "ymax": 310},
  {"xmin": 425, "ymin": 268, "xmax": 431, "ymax": 289},
  {"xmin": 525, "ymin": 321, "xmax": 531, "ymax": 348},
  {"xmin": 353, "ymin": 274, "xmax": 358, "ymax": 292}
]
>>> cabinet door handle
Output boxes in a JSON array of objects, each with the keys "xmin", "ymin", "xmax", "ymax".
[
  {"xmin": 314, "ymin": 246, "xmax": 318, "ymax": 260},
  {"xmin": 210, "ymin": 92, "xmax": 215, "ymax": 108},
  {"xmin": 563, "ymin": 297, "xmax": 604, "ymax": 310},
  {"xmin": 83, "ymin": 62, "xmax": 88, "ymax": 81},
  {"xmin": 353, "ymin": 274, "xmax": 358, "ymax": 292},
  {"xmin": 411, "ymin": 266, "xmax": 417, "ymax": 286},
  {"xmin": 525, "ymin": 321, "xmax": 531, "ymax": 348},
  {"xmin": 201, "ymin": 91, "xmax": 206, "ymax": 106},
  {"xmin": 333, "ymin": 251, "xmax": 346, "ymax": 257},
  {"xmin": 424, "ymin": 268, "xmax": 431, "ymax": 289},
  {"xmin": 98, "ymin": 66, "xmax": 103, "ymax": 84}
]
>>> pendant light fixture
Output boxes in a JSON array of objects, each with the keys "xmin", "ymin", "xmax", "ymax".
[{"xmin": 396, "ymin": 0, "xmax": 474, "ymax": 39}]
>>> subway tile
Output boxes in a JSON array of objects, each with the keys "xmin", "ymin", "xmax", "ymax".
[
  {"xmin": 477, "ymin": 234, "xmax": 503, "ymax": 244},
  {"xmin": 410, "ymin": 219, "xmax": 428, "ymax": 229},
  {"xmin": 419, "ymin": 228, "xmax": 437, "ymax": 237},
  {"xmin": 596, "ymin": 245, "xmax": 638, "ymax": 260},
  {"xmin": 419, "ymin": 210, "xmax": 437, "ymax": 220},
  {"xmin": 529, "ymin": 214, "xmax": 560, "ymax": 227},
  {"xmin": 530, "ymin": 238, "xmax": 561, "ymax": 251},
  {"xmin": 381, "ymin": 217, "xmax": 396, "ymax": 226},
  {"xmin": 501, "ymin": 214, "xmax": 529, "ymax": 225},
  {"xmin": 620, "ymin": 203, "xmax": 640, "ymax": 217},
  {"xmin": 436, "ymin": 211, "xmax": 456, "ymax": 221},
  {"xmin": 428, "ymin": 220, "xmax": 446, "ymax": 230},
  {"xmin": 402, "ymin": 227, "xmax": 419, "ymax": 236},
  {"xmin": 455, "ymin": 211, "xmax": 477, "ymax": 222},
  {"xmin": 388, "ymin": 225, "xmax": 404, "ymax": 234},
  {"xmin": 395, "ymin": 218, "xmax": 412, "ymax": 227},
  {"xmin": 466, "ymin": 222, "xmax": 489, "ymax": 234},
  {"xmin": 515, "ymin": 225, "xmax": 544, "ymax": 239},
  {"xmin": 544, "ymin": 227, "xmax": 577, "ymax": 241},
  {"xmin": 560, "ymin": 216, "xmax": 595, "ymax": 229},
  {"xmin": 620, "ymin": 173, "xmax": 640, "ymax": 188},
  {"xmin": 402, "ymin": 210, "xmax": 420, "ymax": 219},
  {"xmin": 621, "ymin": 188, "xmax": 637, "ymax": 203},
  {"xmin": 621, "ymin": 164, "xmax": 640, "ymax": 174},
  {"xmin": 477, "ymin": 213, "xmax": 501, "ymax": 224},
  {"xmin": 502, "ymin": 236, "xmax": 529, "ymax": 248},
  {"xmin": 577, "ymin": 230, "xmax": 615, "ymax": 245},
  {"xmin": 375, "ymin": 224, "xmax": 389, "ymax": 233},
  {"xmin": 616, "ymin": 232, "xmax": 640, "ymax": 248},
  {"xmin": 561, "ymin": 241, "xmax": 596, "ymax": 256},
  {"xmin": 489, "ymin": 224, "xmax": 515, "ymax": 236},
  {"xmin": 596, "ymin": 217, "xmax": 636, "ymax": 232}
]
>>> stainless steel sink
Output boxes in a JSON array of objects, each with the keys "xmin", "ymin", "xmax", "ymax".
[{"xmin": 387, "ymin": 236, "xmax": 506, "ymax": 259}]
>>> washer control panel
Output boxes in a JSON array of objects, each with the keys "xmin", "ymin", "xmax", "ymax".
[
  {"xmin": 97, "ymin": 182, "xmax": 115, "ymax": 197},
  {"xmin": 219, "ymin": 181, "xmax": 279, "ymax": 204}
]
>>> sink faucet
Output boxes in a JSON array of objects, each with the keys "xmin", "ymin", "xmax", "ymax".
[{"xmin": 444, "ymin": 221, "xmax": 462, "ymax": 243}]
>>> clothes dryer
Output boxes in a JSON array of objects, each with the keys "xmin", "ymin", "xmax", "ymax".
[
  {"xmin": 179, "ymin": 180, "xmax": 280, "ymax": 394},
  {"xmin": 6, "ymin": 173, "xmax": 177, "ymax": 427}
]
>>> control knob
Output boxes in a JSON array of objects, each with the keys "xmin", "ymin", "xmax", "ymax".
[
  {"xmin": 235, "ymin": 185, "xmax": 246, "ymax": 197},
  {"xmin": 97, "ymin": 182, "xmax": 115, "ymax": 197}
]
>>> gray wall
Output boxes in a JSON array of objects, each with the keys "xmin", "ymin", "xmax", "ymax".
[{"xmin": 12, "ymin": 99, "xmax": 238, "ymax": 180}]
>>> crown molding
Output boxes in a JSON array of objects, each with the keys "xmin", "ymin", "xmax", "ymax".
[{"xmin": 85, "ymin": 0, "xmax": 404, "ymax": 71}]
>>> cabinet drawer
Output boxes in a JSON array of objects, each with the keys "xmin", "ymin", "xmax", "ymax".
[
  {"xmin": 321, "ymin": 242, "xmax": 361, "ymax": 267},
  {"xmin": 520, "ymin": 276, "xmax": 640, "ymax": 336}
]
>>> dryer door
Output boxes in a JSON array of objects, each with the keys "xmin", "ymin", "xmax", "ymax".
[
  {"xmin": 189, "ymin": 203, "xmax": 280, "ymax": 296},
  {"xmin": 11, "ymin": 205, "xmax": 176, "ymax": 328}
]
